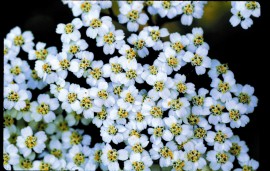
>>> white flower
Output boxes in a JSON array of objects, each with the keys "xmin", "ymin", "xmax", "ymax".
[
  {"xmin": 207, "ymin": 150, "xmax": 234, "ymax": 171},
  {"xmin": 126, "ymin": 135, "xmax": 149, "ymax": 156},
  {"xmin": 233, "ymin": 84, "xmax": 258, "ymax": 114},
  {"xmin": 186, "ymin": 27, "xmax": 209, "ymax": 52},
  {"xmin": 4, "ymin": 38, "xmax": 19, "ymax": 62},
  {"xmin": 92, "ymin": 106, "xmax": 110, "ymax": 128},
  {"xmin": 4, "ymin": 84, "xmax": 28, "ymax": 110},
  {"xmin": 3, "ymin": 144, "xmax": 20, "ymax": 170},
  {"xmin": 90, "ymin": 81, "xmax": 115, "ymax": 107},
  {"xmin": 71, "ymin": 1, "xmax": 101, "ymax": 17},
  {"xmin": 102, "ymin": 56, "xmax": 123, "ymax": 83},
  {"xmin": 229, "ymin": 7, "xmax": 253, "ymax": 29},
  {"xmin": 100, "ymin": 119, "xmax": 126, "ymax": 144},
  {"xmin": 62, "ymin": 39, "xmax": 88, "ymax": 57},
  {"xmin": 127, "ymin": 31, "xmax": 151, "ymax": 58},
  {"xmin": 172, "ymin": 73, "xmax": 195, "ymax": 95},
  {"xmin": 28, "ymin": 42, "xmax": 57, "ymax": 61},
  {"xmin": 29, "ymin": 120, "xmax": 56, "ymax": 135},
  {"xmin": 31, "ymin": 94, "xmax": 59, "ymax": 123},
  {"xmin": 13, "ymin": 155, "xmax": 35, "ymax": 170},
  {"xmin": 86, "ymin": 143, "xmax": 107, "ymax": 170},
  {"xmin": 67, "ymin": 145, "xmax": 91, "ymax": 167},
  {"xmin": 86, "ymin": 60, "xmax": 105, "ymax": 86},
  {"xmin": 101, "ymin": 144, "xmax": 128, "ymax": 171},
  {"xmin": 208, "ymin": 100, "xmax": 226, "ymax": 125},
  {"xmin": 157, "ymin": 47, "xmax": 183, "ymax": 75},
  {"xmin": 96, "ymin": 25, "xmax": 125, "ymax": 55},
  {"xmin": 71, "ymin": 51, "xmax": 94, "ymax": 78},
  {"xmin": 65, "ymin": 111, "xmax": 91, "ymax": 126},
  {"xmin": 98, "ymin": 1, "xmax": 112, "ymax": 9},
  {"xmin": 234, "ymin": 1, "xmax": 261, "ymax": 18},
  {"xmin": 56, "ymin": 18, "xmax": 83, "ymax": 43},
  {"xmin": 162, "ymin": 97, "xmax": 190, "ymax": 118},
  {"xmin": 205, "ymin": 124, "xmax": 233, "ymax": 151},
  {"xmin": 83, "ymin": 12, "xmax": 112, "ymax": 39},
  {"xmin": 16, "ymin": 126, "xmax": 47, "ymax": 157},
  {"xmin": 163, "ymin": 32, "xmax": 190, "ymax": 56},
  {"xmin": 35, "ymin": 54, "xmax": 60, "ymax": 84},
  {"xmin": 58, "ymin": 83, "xmax": 81, "ymax": 113},
  {"xmin": 147, "ymin": 122, "xmax": 166, "ymax": 145},
  {"xmin": 6, "ymin": 26, "xmax": 34, "ymax": 52},
  {"xmin": 33, "ymin": 154, "xmax": 60, "ymax": 170},
  {"xmin": 163, "ymin": 115, "xmax": 193, "ymax": 144},
  {"xmin": 143, "ymin": 26, "xmax": 169, "ymax": 50},
  {"xmin": 171, "ymin": 150, "xmax": 187, "ymax": 171},
  {"xmin": 183, "ymin": 139, "xmax": 207, "ymax": 170},
  {"xmin": 183, "ymin": 46, "xmax": 211, "ymax": 75},
  {"xmin": 48, "ymin": 138, "xmax": 66, "ymax": 160},
  {"xmin": 117, "ymin": 63, "xmax": 144, "ymax": 86},
  {"xmin": 150, "ymin": 141, "xmax": 177, "ymax": 167},
  {"xmin": 27, "ymin": 69, "xmax": 47, "ymax": 90},
  {"xmin": 141, "ymin": 64, "xmax": 162, "ymax": 82},
  {"xmin": 142, "ymin": 100, "xmax": 164, "ymax": 127},
  {"xmin": 221, "ymin": 99, "xmax": 249, "ymax": 128},
  {"xmin": 124, "ymin": 152, "xmax": 153, "ymax": 171},
  {"xmin": 52, "ymin": 52, "xmax": 78, "ymax": 79},
  {"xmin": 229, "ymin": 136, "xmax": 250, "ymax": 163},
  {"xmin": 118, "ymin": 2, "xmax": 148, "ymax": 32},
  {"xmin": 4, "ymin": 57, "xmax": 30, "ymax": 84},
  {"xmin": 179, "ymin": 1, "xmax": 205, "ymax": 26},
  {"xmin": 50, "ymin": 77, "xmax": 69, "ymax": 97},
  {"xmin": 76, "ymin": 87, "xmax": 102, "ymax": 119},
  {"xmin": 153, "ymin": 1, "xmax": 181, "ymax": 19},
  {"xmin": 62, "ymin": 129, "xmax": 91, "ymax": 149},
  {"xmin": 128, "ymin": 111, "xmax": 148, "ymax": 131},
  {"xmin": 210, "ymin": 71, "xmax": 236, "ymax": 102},
  {"xmin": 208, "ymin": 59, "xmax": 230, "ymax": 79},
  {"xmin": 234, "ymin": 158, "xmax": 259, "ymax": 171}
]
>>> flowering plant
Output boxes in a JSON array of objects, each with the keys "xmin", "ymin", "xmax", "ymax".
[{"xmin": 3, "ymin": 1, "xmax": 261, "ymax": 171}]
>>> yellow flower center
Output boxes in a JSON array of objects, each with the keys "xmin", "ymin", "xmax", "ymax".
[
  {"xmin": 194, "ymin": 127, "xmax": 207, "ymax": 138},
  {"xmin": 126, "ymin": 48, "xmax": 137, "ymax": 60},
  {"xmin": 229, "ymin": 143, "xmax": 242, "ymax": 156},
  {"xmin": 80, "ymin": 97, "xmax": 92, "ymax": 109},
  {"xmin": 81, "ymin": 2, "xmax": 91, "ymax": 12},
  {"xmin": 97, "ymin": 107, "xmax": 107, "ymax": 120},
  {"xmin": 67, "ymin": 93, "xmax": 77, "ymax": 103},
  {"xmin": 39, "ymin": 162, "xmax": 51, "ymax": 171},
  {"xmin": 170, "ymin": 123, "xmax": 182, "ymax": 135},
  {"xmin": 31, "ymin": 70, "xmax": 41, "ymax": 80},
  {"xmin": 4, "ymin": 116, "xmax": 14, "ymax": 127},
  {"xmin": 193, "ymin": 35, "xmax": 204, "ymax": 46},
  {"xmin": 3, "ymin": 153, "xmax": 10, "ymax": 165},
  {"xmin": 127, "ymin": 10, "xmax": 139, "ymax": 22},
  {"xmin": 90, "ymin": 18, "xmax": 102, "ymax": 28},
  {"xmin": 51, "ymin": 148, "xmax": 62, "ymax": 158},
  {"xmin": 118, "ymin": 108, "xmax": 129, "ymax": 118},
  {"xmin": 134, "ymin": 40, "xmax": 145, "ymax": 50},
  {"xmin": 245, "ymin": 1, "xmax": 258, "ymax": 10},
  {"xmin": 187, "ymin": 150, "xmax": 201, "ymax": 162},
  {"xmin": 94, "ymin": 150, "xmax": 102, "ymax": 163},
  {"xmin": 25, "ymin": 136, "xmax": 37, "ymax": 149},
  {"xmin": 113, "ymin": 86, "xmax": 123, "ymax": 96},
  {"xmin": 90, "ymin": 68, "xmax": 102, "ymax": 80},
  {"xmin": 210, "ymin": 104, "xmax": 225, "ymax": 116},
  {"xmin": 159, "ymin": 146, "xmax": 173, "ymax": 159},
  {"xmin": 107, "ymin": 149, "xmax": 118, "ymax": 162},
  {"xmin": 229, "ymin": 109, "xmax": 240, "ymax": 121},
  {"xmin": 170, "ymin": 99, "xmax": 183, "ymax": 110},
  {"xmin": 57, "ymin": 121, "xmax": 69, "ymax": 132},
  {"xmin": 154, "ymin": 81, "xmax": 165, "ymax": 92},
  {"xmin": 183, "ymin": 3, "xmax": 194, "ymax": 15},
  {"xmin": 176, "ymin": 82, "xmax": 187, "ymax": 93},
  {"xmin": 218, "ymin": 81, "xmax": 230, "ymax": 93},
  {"xmin": 173, "ymin": 160, "xmax": 185, "ymax": 171},
  {"xmin": 167, "ymin": 56, "xmax": 179, "ymax": 68},
  {"xmin": 65, "ymin": 23, "xmax": 74, "ymax": 34},
  {"xmin": 132, "ymin": 161, "xmax": 145, "ymax": 171},
  {"xmin": 69, "ymin": 45, "xmax": 80, "ymax": 54},
  {"xmin": 73, "ymin": 153, "xmax": 85, "ymax": 166},
  {"xmin": 20, "ymin": 159, "xmax": 33, "ymax": 169},
  {"xmin": 59, "ymin": 59, "xmax": 70, "ymax": 70},
  {"xmin": 216, "ymin": 152, "xmax": 229, "ymax": 164},
  {"xmin": 153, "ymin": 126, "xmax": 164, "ymax": 137},
  {"xmin": 10, "ymin": 66, "xmax": 21, "ymax": 75},
  {"xmin": 37, "ymin": 103, "xmax": 50, "ymax": 115},
  {"xmin": 162, "ymin": 1, "xmax": 171, "ymax": 9},
  {"xmin": 238, "ymin": 93, "xmax": 251, "ymax": 104},
  {"xmin": 187, "ymin": 114, "xmax": 200, "ymax": 125},
  {"xmin": 129, "ymin": 129, "xmax": 141, "ymax": 138},
  {"xmin": 192, "ymin": 96, "xmax": 204, "ymax": 106},
  {"xmin": 111, "ymin": 63, "xmax": 122, "ymax": 74},
  {"xmin": 7, "ymin": 91, "xmax": 20, "ymax": 102},
  {"xmin": 14, "ymin": 35, "xmax": 24, "ymax": 46},
  {"xmin": 42, "ymin": 63, "xmax": 52, "ymax": 74},
  {"xmin": 216, "ymin": 64, "xmax": 229, "ymax": 74},
  {"xmin": 135, "ymin": 112, "xmax": 145, "ymax": 122},
  {"xmin": 242, "ymin": 165, "xmax": 254, "ymax": 171},
  {"xmin": 126, "ymin": 69, "xmax": 137, "ymax": 79},
  {"xmin": 98, "ymin": 90, "xmax": 108, "ymax": 99},
  {"xmin": 191, "ymin": 54, "xmax": 203, "ymax": 66},
  {"xmin": 132, "ymin": 143, "xmax": 144, "ymax": 153},
  {"xmin": 108, "ymin": 125, "xmax": 118, "ymax": 135},
  {"xmin": 79, "ymin": 58, "xmax": 91, "ymax": 70},
  {"xmin": 149, "ymin": 65, "xmax": 158, "ymax": 75},
  {"xmin": 70, "ymin": 131, "xmax": 83, "ymax": 145},
  {"xmin": 150, "ymin": 30, "xmax": 160, "ymax": 42},
  {"xmin": 171, "ymin": 41, "xmax": 184, "ymax": 53},
  {"xmin": 35, "ymin": 49, "xmax": 48, "ymax": 60},
  {"xmin": 214, "ymin": 131, "xmax": 227, "ymax": 143},
  {"xmin": 103, "ymin": 32, "xmax": 115, "ymax": 45},
  {"xmin": 150, "ymin": 106, "xmax": 163, "ymax": 118}
]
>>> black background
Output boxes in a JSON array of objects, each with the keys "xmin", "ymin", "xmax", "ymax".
[{"xmin": 2, "ymin": 0, "xmax": 270, "ymax": 170}]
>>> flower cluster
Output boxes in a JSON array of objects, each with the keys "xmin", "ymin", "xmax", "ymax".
[{"xmin": 3, "ymin": 1, "xmax": 260, "ymax": 171}]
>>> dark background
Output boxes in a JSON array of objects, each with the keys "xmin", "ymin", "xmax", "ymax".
[{"xmin": 2, "ymin": 0, "xmax": 270, "ymax": 170}]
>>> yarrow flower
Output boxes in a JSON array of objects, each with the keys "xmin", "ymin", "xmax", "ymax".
[{"xmin": 3, "ymin": 1, "xmax": 261, "ymax": 171}]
